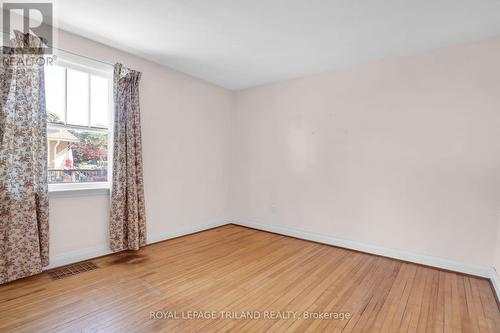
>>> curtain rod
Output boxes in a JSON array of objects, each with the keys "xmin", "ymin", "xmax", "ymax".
[
  {"xmin": 1, "ymin": 30, "xmax": 114, "ymax": 67},
  {"xmin": 50, "ymin": 46, "xmax": 114, "ymax": 67}
]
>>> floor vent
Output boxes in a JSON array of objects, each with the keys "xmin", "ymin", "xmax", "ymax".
[{"xmin": 49, "ymin": 261, "xmax": 98, "ymax": 280}]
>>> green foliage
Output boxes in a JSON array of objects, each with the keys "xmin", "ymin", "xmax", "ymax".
[
  {"xmin": 70, "ymin": 131, "xmax": 108, "ymax": 168},
  {"xmin": 47, "ymin": 111, "xmax": 62, "ymax": 123}
]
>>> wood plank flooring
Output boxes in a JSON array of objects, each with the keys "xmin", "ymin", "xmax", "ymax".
[{"xmin": 0, "ymin": 224, "xmax": 499, "ymax": 332}]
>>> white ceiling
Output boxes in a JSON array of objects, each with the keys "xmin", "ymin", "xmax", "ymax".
[{"xmin": 53, "ymin": 0, "xmax": 500, "ymax": 90}]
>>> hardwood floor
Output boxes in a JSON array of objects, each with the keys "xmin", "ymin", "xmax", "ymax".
[{"xmin": 0, "ymin": 224, "xmax": 499, "ymax": 332}]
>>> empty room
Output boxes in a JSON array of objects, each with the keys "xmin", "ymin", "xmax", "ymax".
[{"xmin": 1, "ymin": 0, "xmax": 500, "ymax": 332}]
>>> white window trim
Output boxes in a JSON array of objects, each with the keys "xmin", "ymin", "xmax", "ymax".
[
  {"xmin": 48, "ymin": 182, "xmax": 110, "ymax": 197},
  {"xmin": 47, "ymin": 51, "xmax": 114, "ymax": 194}
]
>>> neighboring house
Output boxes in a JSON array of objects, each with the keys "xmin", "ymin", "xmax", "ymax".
[{"xmin": 47, "ymin": 128, "xmax": 79, "ymax": 168}]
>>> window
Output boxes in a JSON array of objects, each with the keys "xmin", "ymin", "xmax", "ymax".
[{"xmin": 45, "ymin": 56, "xmax": 113, "ymax": 191}]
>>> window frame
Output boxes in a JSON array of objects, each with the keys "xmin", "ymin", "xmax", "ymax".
[{"xmin": 46, "ymin": 52, "xmax": 114, "ymax": 193}]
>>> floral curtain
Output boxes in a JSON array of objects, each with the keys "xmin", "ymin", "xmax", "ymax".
[
  {"xmin": 0, "ymin": 32, "xmax": 49, "ymax": 284},
  {"xmin": 110, "ymin": 63, "xmax": 146, "ymax": 251}
]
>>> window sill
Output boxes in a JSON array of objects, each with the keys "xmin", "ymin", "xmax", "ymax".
[{"xmin": 49, "ymin": 183, "xmax": 111, "ymax": 198}]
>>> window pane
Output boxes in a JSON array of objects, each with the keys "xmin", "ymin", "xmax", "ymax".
[
  {"xmin": 67, "ymin": 69, "xmax": 89, "ymax": 126},
  {"xmin": 90, "ymin": 75, "xmax": 109, "ymax": 128},
  {"xmin": 47, "ymin": 129, "xmax": 108, "ymax": 184},
  {"xmin": 45, "ymin": 65, "xmax": 66, "ymax": 124}
]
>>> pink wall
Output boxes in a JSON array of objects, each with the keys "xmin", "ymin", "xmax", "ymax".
[
  {"xmin": 9, "ymin": 15, "xmax": 500, "ymax": 271},
  {"xmin": 49, "ymin": 29, "xmax": 233, "ymax": 263},
  {"xmin": 231, "ymin": 37, "xmax": 500, "ymax": 268}
]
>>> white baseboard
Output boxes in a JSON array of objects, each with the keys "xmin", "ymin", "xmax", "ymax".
[
  {"xmin": 232, "ymin": 221, "xmax": 492, "ymax": 278},
  {"xmin": 46, "ymin": 246, "xmax": 112, "ymax": 270},
  {"xmin": 490, "ymin": 268, "xmax": 500, "ymax": 302},
  {"xmin": 45, "ymin": 219, "xmax": 500, "ymax": 302},
  {"xmin": 46, "ymin": 220, "xmax": 229, "ymax": 270},
  {"xmin": 147, "ymin": 220, "xmax": 229, "ymax": 244}
]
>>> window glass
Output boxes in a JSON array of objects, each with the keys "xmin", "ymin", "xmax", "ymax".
[
  {"xmin": 47, "ymin": 129, "xmax": 108, "ymax": 184},
  {"xmin": 45, "ymin": 65, "xmax": 66, "ymax": 124},
  {"xmin": 66, "ymin": 68, "xmax": 89, "ymax": 126},
  {"xmin": 48, "ymin": 129, "xmax": 108, "ymax": 184},
  {"xmin": 45, "ymin": 62, "xmax": 112, "ymax": 186},
  {"xmin": 90, "ymin": 75, "xmax": 109, "ymax": 128}
]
